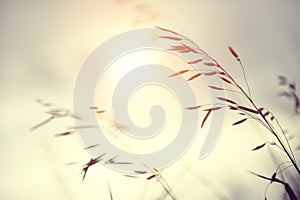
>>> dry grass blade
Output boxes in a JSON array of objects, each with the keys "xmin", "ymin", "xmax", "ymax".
[
  {"xmin": 147, "ymin": 174, "xmax": 156, "ymax": 180},
  {"xmin": 168, "ymin": 45, "xmax": 186, "ymax": 51},
  {"xmin": 54, "ymin": 131, "xmax": 75, "ymax": 137},
  {"xmin": 203, "ymin": 107, "xmax": 222, "ymax": 111},
  {"xmin": 252, "ymin": 143, "xmax": 266, "ymax": 151},
  {"xmin": 65, "ymin": 162, "xmax": 78, "ymax": 166},
  {"xmin": 169, "ymin": 69, "xmax": 190, "ymax": 77},
  {"xmin": 188, "ymin": 73, "xmax": 202, "ymax": 81},
  {"xmin": 204, "ymin": 71, "xmax": 218, "ymax": 76},
  {"xmin": 168, "ymin": 44, "xmax": 196, "ymax": 54},
  {"xmin": 123, "ymin": 174, "xmax": 138, "ymax": 178},
  {"xmin": 229, "ymin": 106, "xmax": 238, "ymax": 110},
  {"xmin": 228, "ymin": 46, "xmax": 240, "ymax": 61},
  {"xmin": 203, "ymin": 62, "xmax": 218, "ymax": 67},
  {"xmin": 263, "ymin": 111, "xmax": 270, "ymax": 117},
  {"xmin": 84, "ymin": 144, "xmax": 100, "ymax": 149},
  {"xmin": 185, "ymin": 105, "xmax": 202, "ymax": 110},
  {"xmin": 68, "ymin": 125, "xmax": 96, "ymax": 129},
  {"xmin": 30, "ymin": 116, "xmax": 54, "ymax": 131},
  {"xmin": 159, "ymin": 36, "xmax": 182, "ymax": 41},
  {"xmin": 96, "ymin": 110, "xmax": 106, "ymax": 114},
  {"xmin": 221, "ymin": 77, "xmax": 232, "ymax": 84},
  {"xmin": 90, "ymin": 106, "xmax": 106, "ymax": 114},
  {"xmin": 208, "ymin": 86, "xmax": 224, "ymax": 90},
  {"xmin": 217, "ymin": 97, "xmax": 237, "ymax": 105},
  {"xmin": 180, "ymin": 42, "xmax": 197, "ymax": 53},
  {"xmin": 107, "ymin": 181, "xmax": 114, "ymax": 200},
  {"xmin": 89, "ymin": 106, "xmax": 98, "ymax": 109},
  {"xmin": 134, "ymin": 171, "xmax": 148, "ymax": 174},
  {"xmin": 107, "ymin": 160, "xmax": 132, "ymax": 165},
  {"xmin": 232, "ymin": 118, "xmax": 247, "ymax": 126},
  {"xmin": 237, "ymin": 106, "xmax": 258, "ymax": 114},
  {"xmin": 201, "ymin": 109, "xmax": 212, "ymax": 128},
  {"xmin": 81, "ymin": 153, "xmax": 106, "ymax": 181},
  {"xmin": 155, "ymin": 26, "xmax": 179, "ymax": 35},
  {"xmin": 187, "ymin": 58, "xmax": 203, "ymax": 64}
]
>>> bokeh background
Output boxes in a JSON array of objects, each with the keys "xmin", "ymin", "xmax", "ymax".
[{"xmin": 0, "ymin": 0, "xmax": 300, "ymax": 199}]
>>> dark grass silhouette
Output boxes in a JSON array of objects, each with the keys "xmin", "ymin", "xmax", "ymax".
[{"xmin": 157, "ymin": 26, "xmax": 300, "ymax": 199}]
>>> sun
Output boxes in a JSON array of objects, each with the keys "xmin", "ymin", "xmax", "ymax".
[{"xmin": 92, "ymin": 48, "xmax": 205, "ymax": 154}]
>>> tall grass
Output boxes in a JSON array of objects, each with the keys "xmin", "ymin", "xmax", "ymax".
[
  {"xmin": 157, "ymin": 26, "xmax": 299, "ymax": 200},
  {"xmin": 31, "ymin": 26, "xmax": 299, "ymax": 200}
]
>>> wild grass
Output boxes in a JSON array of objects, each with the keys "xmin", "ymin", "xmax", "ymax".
[
  {"xmin": 31, "ymin": 26, "xmax": 299, "ymax": 200},
  {"xmin": 156, "ymin": 26, "xmax": 300, "ymax": 200},
  {"xmin": 31, "ymin": 99, "xmax": 178, "ymax": 200}
]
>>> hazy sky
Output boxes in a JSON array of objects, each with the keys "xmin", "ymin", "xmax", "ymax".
[{"xmin": 0, "ymin": 0, "xmax": 299, "ymax": 200}]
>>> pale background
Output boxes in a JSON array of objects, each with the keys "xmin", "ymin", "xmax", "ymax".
[{"xmin": 0, "ymin": 0, "xmax": 300, "ymax": 199}]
